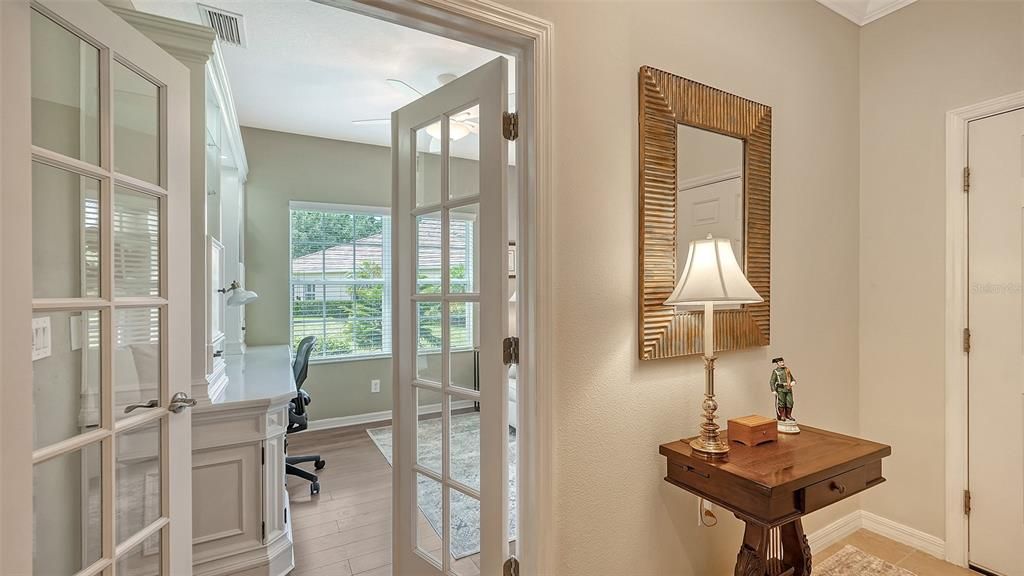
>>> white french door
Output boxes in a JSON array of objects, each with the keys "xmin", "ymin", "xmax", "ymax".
[
  {"xmin": 393, "ymin": 56, "xmax": 511, "ymax": 576},
  {"xmin": 24, "ymin": 1, "xmax": 193, "ymax": 574},
  {"xmin": 967, "ymin": 106, "xmax": 1024, "ymax": 576}
]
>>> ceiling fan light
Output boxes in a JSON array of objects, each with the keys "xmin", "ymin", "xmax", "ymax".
[
  {"xmin": 449, "ymin": 123, "xmax": 470, "ymax": 140},
  {"xmin": 425, "ymin": 121, "xmax": 470, "ymax": 141}
]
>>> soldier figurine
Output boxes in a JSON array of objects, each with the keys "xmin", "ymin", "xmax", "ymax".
[{"xmin": 770, "ymin": 357, "xmax": 800, "ymax": 434}]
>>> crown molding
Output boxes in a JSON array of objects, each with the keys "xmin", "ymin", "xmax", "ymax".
[
  {"xmin": 817, "ymin": 0, "xmax": 917, "ymax": 26},
  {"xmin": 110, "ymin": 7, "xmax": 215, "ymax": 63}
]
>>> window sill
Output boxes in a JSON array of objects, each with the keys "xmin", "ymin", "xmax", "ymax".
[
  {"xmin": 305, "ymin": 347, "xmax": 478, "ymax": 366},
  {"xmin": 309, "ymin": 353, "xmax": 392, "ymax": 365}
]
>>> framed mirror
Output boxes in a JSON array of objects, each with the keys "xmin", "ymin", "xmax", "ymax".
[{"xmin": 638, "ymin": 66, "xmax": 771, "ymax": 360}]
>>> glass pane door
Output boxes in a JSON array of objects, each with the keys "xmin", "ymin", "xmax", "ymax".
[
  {"xmin": 394, "ymin": 56, "xmax": 509, "ymax": 576},
  {"xmin": 28, "ymin": 2, "xmax": 189, "ymax": 574}
]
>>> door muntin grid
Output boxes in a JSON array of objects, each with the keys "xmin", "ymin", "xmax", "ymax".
[
  {"xmin": 30, "ymin": 5, "xmax": 173, "ymax": 575},
  {"xmin": 410, "ymin": 104, "xmax": 485, "ymax": 574}
]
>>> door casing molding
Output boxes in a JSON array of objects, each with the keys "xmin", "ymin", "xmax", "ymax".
[
  {"xmin": 318, "ymin": 1, "xmax": 554, "ymax": 573},
  {"xmin": 944, "ymin": 90, "xmax": 1024, "ymax": 568},
  {"xmin": 0, "ymin": 1, "xmax": 34, "ymax": 573}
]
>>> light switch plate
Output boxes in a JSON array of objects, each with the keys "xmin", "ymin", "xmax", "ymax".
[
  {"xmin": 32, "ymin": 316, "xmax": 51, "ymax": 361},
  {"xmin": 371, "ymin": 379, "xmax": 381, "ymax": 393}
]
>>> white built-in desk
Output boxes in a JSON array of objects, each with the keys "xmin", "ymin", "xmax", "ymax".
[
  {"xmin": 192, "ymin": 345, "xmax": 295, "ymax": 576},
  {"xmin": 219, "ymin": 345, "xmax": 297, "ymax": 406}
]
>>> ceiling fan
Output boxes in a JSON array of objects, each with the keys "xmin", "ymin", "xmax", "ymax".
[{"xmin": 352, "ymin": 74, "xmax": 479, "ymax": 142}]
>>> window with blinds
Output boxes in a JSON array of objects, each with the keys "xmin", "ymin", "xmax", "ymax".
[
  {"xmin": 82, "ymin": 188, "xmax": 161, "ymax": 350},
  {"xmin": 413, "ymin": 214, "xmax": 476, "ymax": 352},
  {"xmin": 289, "ymin": 203, "xmax": 476, "ymax": 361},
  {"xmin": 290, "ymin": 204, "xmax": 392, "ymax": 360}
]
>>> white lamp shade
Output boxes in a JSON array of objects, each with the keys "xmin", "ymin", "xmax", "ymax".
[
  {"xmin": 665, "ymin": 235, "xmax": 762, "ymax": 305},
  {"xmin": 226, "ymin": 288, "xmax": 259, "ymax": 307}
]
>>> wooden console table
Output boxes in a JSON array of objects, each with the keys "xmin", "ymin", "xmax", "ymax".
[{"xmin": 660, "ymin": 426, "xmax": 891, "ymax": 576}]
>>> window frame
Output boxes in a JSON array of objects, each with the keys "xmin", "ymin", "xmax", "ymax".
[{"xmin": 288, "ymin": 201, "xmax": 392, "ymax": 363}]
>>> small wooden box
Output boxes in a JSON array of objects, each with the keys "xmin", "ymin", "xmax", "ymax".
[{"xmin": 728, "ymin": 415, "xmax": 778, "ymax": 447}]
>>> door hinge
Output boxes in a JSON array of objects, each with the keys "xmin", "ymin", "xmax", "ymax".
[
  {"xmin": 261, "ymin": 446, "xmax": 266, "ymax": 466},
  {"xmin": 963, "ymin": 489, "xmax": 971, "ymax": 516},
  {"xmin": 502, "ymin": 111, "xmax": 519, "ymax": 141},
  {"xmin": 963, "ymin": 328, "xmax": 971, "ymax": 354},
  {"xmin": 261, "ymin": 521, "xmax": 266, "ymax": 541},
  {"xmin": 503, "ymin": 336, "xmax": 519, "ymax": 365},
  {"xmin": 963, "ymin": 166, "xmax": 970, "ymax": 194},
  {"xmin": 503, "ymin": 556, "xmax": 520, "ymax": 576}
]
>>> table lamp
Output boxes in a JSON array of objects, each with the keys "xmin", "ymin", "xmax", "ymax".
[{"xmin": 665, "ymin": 234, "xmax": 763, "ymax": 457}]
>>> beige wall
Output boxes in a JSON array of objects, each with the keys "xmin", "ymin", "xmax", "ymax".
[
  {"xmin": 503, "ymin": 1, "xmax": 861, "ymax": 574},
  {"xmin": 858, "ymin": 0, "xmax": 1024, "ymax": 540}
]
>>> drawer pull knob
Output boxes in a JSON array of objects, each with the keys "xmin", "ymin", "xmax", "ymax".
[
  {"xmin": 830, "ymin": 481, "xmax": 847, "ymax": 495},
  {"xmin": 685, "ymin": 465, "xmax": 710, "ymax": 479}
]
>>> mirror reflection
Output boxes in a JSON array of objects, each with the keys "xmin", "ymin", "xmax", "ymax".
[{"xmin": 676, "ymin": 125, "xmax": 745, "ymax": 309}]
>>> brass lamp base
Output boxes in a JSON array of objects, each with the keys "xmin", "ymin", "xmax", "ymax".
[
  {"xmin": 689, "ymin": 356, "xmax": 730, "ymax": 458},
  {"xmin": 690, "ymin": 435, "xmax": 730, "ymax": 456}
]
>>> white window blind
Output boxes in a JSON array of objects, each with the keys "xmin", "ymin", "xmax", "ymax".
[
  {"xmin": 113, "ymin": 189, "xmax": 161, "ymax": 349},
  {"xmin": 290, "ymin": 204, "xmax": 392, "ymax": 360},
  {"xmin": 84, "ymin": 190, "xmax": 162, "ymax": 349}
]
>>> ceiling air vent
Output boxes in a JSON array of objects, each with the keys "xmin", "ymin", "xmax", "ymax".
[{"xmin": 198, "ymin": 4, "xmax": 246, "ymax": 48}]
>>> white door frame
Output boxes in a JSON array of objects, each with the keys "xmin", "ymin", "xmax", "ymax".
[
  {"xmin": 319, "ymin": 0, "xmax": 553, "ymax": 573},
  {"xmin": 944, "ymin": 90, "xmax": 1024, "ymax": 568},
  {"xmin": 0, "ymin": 1, "xmax": 36, "ymax": 573}
]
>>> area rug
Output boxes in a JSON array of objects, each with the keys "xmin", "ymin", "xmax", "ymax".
[
  {"xmin": 367, "ymin": 413, "xmax": 517, "ymax": 559},
  {"xmin": 815, "ymin": 545, "xmax": 917, "ymax": 576}
]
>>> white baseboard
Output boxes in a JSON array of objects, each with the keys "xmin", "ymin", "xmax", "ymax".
[
  {"xmin": 303, "ymin": 400, "xmax": 477, "ymax": 432},
  {"xmin": 807, "ymin": 510, "xmax": 945, "ymax": 560},
  {"xmin": 861, "ymin": 511, "xmax": 945, "ymax": 559},
  {"xmin": 808, "ymin": 510, "xmax": 863, "ymax": 553}
]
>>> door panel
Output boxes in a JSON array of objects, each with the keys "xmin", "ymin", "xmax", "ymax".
[
  {"xmin": 968, "ymin": 107, "xmax": 1024, "ymax": 576},
  {"xmin": 394, "ymin": 56, "xmax": 509, "ymax": 576},
  {"xmin": 27, "ymin": 1, "xmax": 192, "ymax": 574}
]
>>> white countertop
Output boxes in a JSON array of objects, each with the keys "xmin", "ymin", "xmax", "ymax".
[{"xmin": 216, "ymin": 345, "xmax": 297, "ymax": 405}]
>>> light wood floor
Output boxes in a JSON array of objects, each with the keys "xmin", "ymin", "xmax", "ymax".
[
  {"xmin": 288, "ymin": 428, "xmax": 976, "ymax": 576},
  {"xmin": 818, "ymin": 529, "xmax": 979, "ymax": 575},
  {"xmin": 285, "ymin": 426, "xmax": 481, "ymax": 576}
]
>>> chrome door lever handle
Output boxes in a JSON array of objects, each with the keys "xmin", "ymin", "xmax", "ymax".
[
  {"xmin": 124, "ymin": 399, "xmax": 159, "ymax": 414},
  {"xmin": 168, "ymin": 392, "xmax": 198, "ymax": 414}
]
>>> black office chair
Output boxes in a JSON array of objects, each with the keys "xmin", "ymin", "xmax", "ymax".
[{"xmin": 287, "ymin": 336, "xmax": 326, "ymax": 495}]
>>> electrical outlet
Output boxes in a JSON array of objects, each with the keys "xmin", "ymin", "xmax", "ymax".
[{"xmin": 371, "ymin": 379, "xmax": 381, "ymax": 393}]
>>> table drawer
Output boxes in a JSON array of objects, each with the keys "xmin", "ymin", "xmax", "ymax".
[{"xmin": 802, "ymin": 460, "xmax": 883, "ymax": 514}]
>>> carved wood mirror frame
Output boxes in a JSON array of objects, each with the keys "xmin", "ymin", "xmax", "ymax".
[{"xmin": 639, "ymin": 66, "xmax": 771, "ymax": 360}]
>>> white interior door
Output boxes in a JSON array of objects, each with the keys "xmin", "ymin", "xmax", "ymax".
[
  {"xmin": 968, "ymin": 106, "xmax": 1024, "ymax": 576},
  {"xmin": 27, "ymin": 1, "xmax": 193, "ymax": 574},
  {"xmin": 393, "ymin": 56, "xmax": 510, "ymax": 576}
]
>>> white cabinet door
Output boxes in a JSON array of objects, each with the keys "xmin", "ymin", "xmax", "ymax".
[
  {"xmin": 968, "ymin": 106, "xmax": 1024, "ymax": 576},
  {"xmin": 23, "ymin": 1, "xmax": 194, "ymax": 573},
  {"xmin": 392, "ymin": 56, "xmax": 511, "ymax": 576}
]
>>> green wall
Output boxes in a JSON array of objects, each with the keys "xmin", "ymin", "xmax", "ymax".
[
  {"xmin": 242, "ymin": 127, "xmax": 481, "ymax": 421},
  {"xmin": 243, "ymin": 127, "xmax": 394, "ymax": 420}
]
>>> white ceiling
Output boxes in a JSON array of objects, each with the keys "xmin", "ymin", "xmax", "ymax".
[
  {"xmin": 816, "ymin": 0, "xmax": 918, "ymax": 25},
  {"xmin": 131, "ymin": 0, "xmax": 511, "ymax": 157}
]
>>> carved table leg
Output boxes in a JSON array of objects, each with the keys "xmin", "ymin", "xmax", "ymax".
[
  {"xmin": 735, "ymin": 520, "xmax": 770, "ymax": 576},
  {"xmin": 780, "ymin": 518, "xmax": 812, "ymax": 576}
]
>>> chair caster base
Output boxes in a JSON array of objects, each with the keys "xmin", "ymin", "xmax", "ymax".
[
  {"xmin": 314, "ymin": 459, "xmax": 326, "ymax": 471},
  {"xmin": 310, "ymin": 481, "xmax": 320, "ymax": 496}
]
